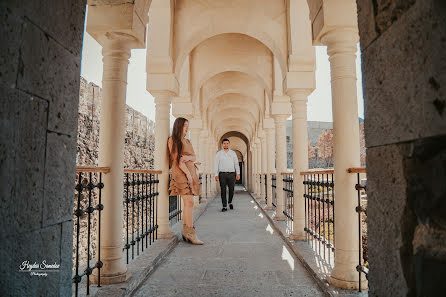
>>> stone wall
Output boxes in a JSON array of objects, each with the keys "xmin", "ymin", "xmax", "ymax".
[
  {"xmin": 357, "ymin": 0, "xmax": 446, "ymax": 296},
  {"xmin": 0, "ymin": 1, "xmax": 86, "ymax": 296},
  {"xmin": 76, "ymin": 76, "xmax": 155, "ymax": 169}
]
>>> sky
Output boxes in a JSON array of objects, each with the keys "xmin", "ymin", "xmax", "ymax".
[{"xmin": 80, "ymin": 29, "xmax": 364, "ymax": 125}]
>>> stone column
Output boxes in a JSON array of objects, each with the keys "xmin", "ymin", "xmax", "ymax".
[
  {"xmin": 321, "ymin": 28, "xmax": 363, "ymax": 289},
  {"xmin": 265, "ymin": 127, "xmax": 275, "ymax": 210},
  {"xmin": 255, "ymin": 140, "xmax": 262, "ymax": 199},
  {"xmin": 273, "ymin": 115, "xmax": 287, "ymax": 220},
  {"xmin": 260, "ymin": 134, "xmax": 267, "ymax": 203},
  {"xmin": 199, "ymin": 132, "xmax": 208, "ymax": 202},
  {"xmin": 189, "ymin": 127, "xmax": 201, "ymax": 209},
  {"xmin": 249, "ymin": 145, "xmax": 254, "ymax": 193},
  {"xmin": 252, "ymin": 143, "xmax": 258, "ymax": 196},
  {"xmin": 94, "ymin": 35, "xmax": 133, "ymax": 284},
  {"xmin": 288, "ymin": 90, "xmax": 310, "ymax": 240},
  {"xmin": 207, "ymin": 140, "xmax": 213, "ymax": 197},
  {"xmin": 152, "ymin": 92, "xmax": 174, "ymax": 239}
]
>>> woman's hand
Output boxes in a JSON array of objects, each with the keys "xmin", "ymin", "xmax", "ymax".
[
  {"xmin": 186, "ymin": 173, "xmax": 193, "ymax": 186},
  {"xmin": 180, "ymin": 155, "xmax": 192, "ymax": 162}
]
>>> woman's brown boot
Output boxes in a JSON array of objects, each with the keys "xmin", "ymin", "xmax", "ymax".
[
  {"xmin": 182, "ymin": 224, "xmax": 188, "ymax": 242},
  {"xmin": 184, "ymin": 225, "xmax": 203, "ymax": 245}
]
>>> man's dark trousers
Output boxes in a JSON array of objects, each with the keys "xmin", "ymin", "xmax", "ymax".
[{"xmin": 218, "ymin": 172, "xmax": 236, "ymax": 207}]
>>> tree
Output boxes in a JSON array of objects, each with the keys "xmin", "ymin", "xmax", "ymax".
[
  {"xmin": 308, "ymin": 141, "xmax": 316, "ymax": 159},
  {"xmin": 317, "ymin": 129, "xmax": 334, "ymax": 168}
]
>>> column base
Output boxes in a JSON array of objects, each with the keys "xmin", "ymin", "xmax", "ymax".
[
  {"xmin": 289, "ymin": 233, "xmax": 306, "ymax": 241},
  {"xmin": 273, "ymin": 214, "xmax": 286, "ymax": 221},
  {"xmin": 327, "ymin": 274, "xmax": 368, "ymax": 290},
  {"xmin": 259, "ymin": 198, "xmax": 266, "ymax": 204},
  {"xmin": 200, "ymin": 198, "xmax": 207, "ymax": 203},
  {"xmin": 264, "ymin": 205, "xmax": 274, "ymax": 210},
  {"xmin": 157, "ymin": 231, "xmax": 174, "ymax": 239},
  {"xmin": 91, "ymin": 268, "xmax": 129, "ymax": 285}
]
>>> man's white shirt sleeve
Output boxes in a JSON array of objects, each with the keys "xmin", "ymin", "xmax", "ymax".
[{"xmin": 214, "ymin": 151, "xmax": 220, "ymax": 177}]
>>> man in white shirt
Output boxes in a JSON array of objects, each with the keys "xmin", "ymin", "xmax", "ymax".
[{"xmin": 214, "ymin": 138, "xmax": 240, "ymax": 212}]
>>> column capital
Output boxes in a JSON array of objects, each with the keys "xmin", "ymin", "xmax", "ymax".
[
  {"xmin": 86, "ymin": 2, "xmax": 147, "ymax": 49},
  {"xmin": 286, "ymin": 88, "xmax": 312, "ymax": 101},
  {"xmin": 271, "ymin": 102, "xmax": 291, "ymax": 118},
  {"xmin": 257, "ymin": 129, "xmax": 266, "ymax": 140},
  {"xmin": 272, "ymin": 114, "xmax": 289, "ymax": 121},
  {"xmin": 147, "ymin": 73, "xmax": 179, "ymax": 96},
  {"xmin": 320, "ymin": 28, "xmax": 359, "ymax": 56},
  {"xmin": 153, "ymin": 91, "xmax": 174, "ymax": 103},
  {"xmin": 188, "ymin": 118, "xmax": 203, "ymax": 129}
]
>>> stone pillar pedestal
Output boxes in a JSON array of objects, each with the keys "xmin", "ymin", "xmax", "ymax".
[
  {"xmin": 321, "ymin": 28, "xmax": 366, "ymax": 290},
  {"xmin": 93, "ymin": 35, "xmax": 133, "ymax": 284},
  {"xmin": 265, "ymin": 128, "xmax": 275, "ymax": 210},
  {"xmin": 273, "ymin": 115, "xmax": 287, "ymax": 221},
  {"xmin": 153, "ymin": 93, "xmax": 174, "ymax": 239},
  {"xmin": 288, "ymin": 90, "xmax": 310, "ymax": 240}
]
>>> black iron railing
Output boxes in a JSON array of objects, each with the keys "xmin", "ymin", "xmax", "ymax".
[
  {"xmin": 199, "ymin": 174, "xmax": 203, "ymax": 202},
  {"xmin": 282, "ymin": 173, "xmax": 294, "ymax": 222},
  {"xmin": 205, "ymin": 174, "xmax": 208, "ymax": 200},
  {"xmin": 167, "ymin": 173, "xmax": 182, "ymax": 224},
  {"xmin": 349, "ymin": 167, "xmax": 368, "ymax": 292},
  {"xmin": 259, "ymin": 174, "xmax": 262, "ymax": 197},
  {"xmin": 123, "ymin": 169, "xmax": 160, "ymax": 264},
  {"xmin": 271, "ymin": 174, "xmax": 277, "ymax": 208},
  {"xmin": 73, "ymin": 167, "xmax": 108, "ymax": 296},
  {"xmin": 264, "ymin": 174, "xmax": 267, "ymax": 203},
  {"xmin": 302, "ymin": 169, "xmax": 335, "ymax": 264}
]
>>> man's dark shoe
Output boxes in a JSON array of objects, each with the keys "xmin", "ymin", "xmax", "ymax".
[
  {"xmin": 222, "ymin": 207, "xmax": 227, "ymax": 212},
  {"xmin": 229, "ymin": 203, "xmax": 234, "ymax": 210}
]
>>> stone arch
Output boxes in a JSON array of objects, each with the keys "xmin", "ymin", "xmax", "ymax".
[
  {"xmin": 173, "ymin": 0, "xmax": 287, "ymax": 79},
  {"xmin": 206, "ymin": 93, "xmax": 261, "ymax": 125},
  {"xmin": 200, "ymin": 71, "xmax": 266, "ymax": 116},
  {"xmin": 212, "ymin": 116, "xmax": 255, "ymax": 140},
  {"xmin": 189, "ymin": 33, "xmax": 273, "ymax": 103}
]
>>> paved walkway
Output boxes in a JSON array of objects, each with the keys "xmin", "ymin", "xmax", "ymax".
[{"xmin": 133, "ymin": 186, "xmax": 324, "ymax": 297}]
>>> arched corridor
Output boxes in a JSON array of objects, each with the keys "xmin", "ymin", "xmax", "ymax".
[{"xmin": 1, "ymin": 1, "xmax": 445, "ymax": 297}]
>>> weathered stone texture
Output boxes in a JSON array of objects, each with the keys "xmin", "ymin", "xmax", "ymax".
[
  {"xmin": 358, "ymin": 1, "xmax": 446, "ymax": 295},
  {"xmin": 17, "ymin": 20, "xmax": 81, "ymax": 136},
  {"xmin": 0, "ymin": 5, "xmax": 23, "ymax": 86},
  {"xmin": 0, "ymin": 1, "xmax": 86, "ymax": 296},
  {"xmin": 361, "ymin": 0, "xmax": 446, "ymax": 148},
  {"xmin": 366, "ymin": 144, "xmax": 409, "ymax": 296},
  {"xmin": 43, "ymin": 132, "xmax": 78, "ymax": 226},
  {"xmin": 76, "ymin": 77, "xmax": 155, "ymax": 169}
]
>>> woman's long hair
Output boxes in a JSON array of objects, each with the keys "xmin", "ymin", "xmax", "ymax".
[{"xmin": 171, "ymin": 117, "xmax": 188, "ymax": 165}]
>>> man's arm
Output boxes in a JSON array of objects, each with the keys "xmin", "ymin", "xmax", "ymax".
[{"xmin": 214, "ymin": 151, "xmax": 220, "ymax": 180}]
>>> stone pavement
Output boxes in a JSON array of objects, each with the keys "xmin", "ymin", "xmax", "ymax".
[{"xmin": 132, "ymin": 186, "xmax": 325, "ymax": 297}]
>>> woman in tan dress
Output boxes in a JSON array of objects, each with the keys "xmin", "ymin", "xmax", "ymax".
[{"xmin": 167, "ymin": 117, "xmax": 203, "ymax": 245}]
